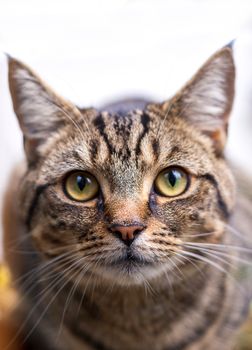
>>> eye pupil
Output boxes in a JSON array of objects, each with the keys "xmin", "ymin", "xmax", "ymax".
[
  {"xmin": 76, "ymin": 175, "xmax": 86, "ymax": 191},
  {"xmin": 168, "ymin": 171, "xmax": 177, "ymax": 187}
]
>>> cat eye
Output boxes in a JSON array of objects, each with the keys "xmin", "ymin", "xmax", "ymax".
[
  {"xmin": 64, "ymin": 171, "xmax": 99, "ymax": 202},
  {"xmin": 154, "ymin": 167, "xmax": 188, "ymax": 197}
]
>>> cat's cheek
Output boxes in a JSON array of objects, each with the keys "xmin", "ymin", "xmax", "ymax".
[
  {"xmin": 41, "ymin": 187, "xmax": 102, "ymax": 223},
  {"xmin": 30, "ymin": 226, "xmax": 61, "ymax": 257}
]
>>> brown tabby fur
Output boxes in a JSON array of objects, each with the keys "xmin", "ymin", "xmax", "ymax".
[{"xmin": 2, "ymin": 47, "xmax": 252, "ymax": 350}]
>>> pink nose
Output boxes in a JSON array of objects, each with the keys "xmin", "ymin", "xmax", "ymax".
[{"xmin": 110, "ymin": 224, "xmax": 145, "ymax": 246}]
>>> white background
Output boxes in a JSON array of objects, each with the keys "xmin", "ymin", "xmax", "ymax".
[{"xmin": 1, "ymin": 0, "xmax": 252, "ymax": 257}]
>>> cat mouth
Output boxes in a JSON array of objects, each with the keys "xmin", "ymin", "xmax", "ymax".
[
  {"xmin": 94, "ymin": 249, "xmax": 164, "ymax": 284},
  {"xmin": 107, "ymin": 250, "xmax": 154, "ymax": 270}
]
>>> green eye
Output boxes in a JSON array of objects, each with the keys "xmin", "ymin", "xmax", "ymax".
[
  {"xmin": 154, "ymin": 168, "xmax": 188, "ymax": 197},
  {"xmin": 64, "ymin": 171, "xmax": 99, "ymax": 202}
]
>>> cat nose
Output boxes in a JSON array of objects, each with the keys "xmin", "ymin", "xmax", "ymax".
[{"xmin": 109, "ymin": 223, "xmax": 145, "ymax": 246}]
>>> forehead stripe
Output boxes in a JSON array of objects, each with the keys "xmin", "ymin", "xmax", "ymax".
[
  {"xmin": 93, "ymin": 114, "xmax": 115, "ymax": 154},
  {"xmin": 135, "ymin": 112, "xmax": 150, "ymax": 156}
]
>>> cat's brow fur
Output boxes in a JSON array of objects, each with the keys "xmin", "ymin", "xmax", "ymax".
[{"xmin": 3, "ymin": 47, "xmax": 252, "ymax": 350}]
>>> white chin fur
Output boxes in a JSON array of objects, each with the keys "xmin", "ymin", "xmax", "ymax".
[{"xmin": 93, "ymin": 262, "xmax": 172, "ymax": 287}]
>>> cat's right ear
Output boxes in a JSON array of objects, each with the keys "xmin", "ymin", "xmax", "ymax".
[{"xmin": 8, "ymin": 56, "xmax": 79, "ymax": 164}]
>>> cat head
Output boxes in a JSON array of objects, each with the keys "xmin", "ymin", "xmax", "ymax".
[{"xmin": 8, "ymin": 47, "xmax": 236, "ymax": 286}]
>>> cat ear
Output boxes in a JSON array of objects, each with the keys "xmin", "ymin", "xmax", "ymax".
[
  {"xmin": 162, "ymin": 47, "xmax": 235, "ymax": 153},
  {"xmin": 8, "ymin": 56, "xmax": 79, "ymax": 163}
]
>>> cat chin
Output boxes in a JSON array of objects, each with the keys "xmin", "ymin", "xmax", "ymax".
[{"xmin": 92, "ymin": 262, "xmax": 171, "ymax": 287}]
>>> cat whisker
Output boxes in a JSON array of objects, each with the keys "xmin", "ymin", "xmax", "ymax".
[
  {"xmin": 182, "ymin": 231, "xmax": 216, "ymax": 238},
  {"xmin": 21, "ymin": 260, "xmax": 89, "ymax": 347},
  {"xmin": 163, "ymin": 267, "xmax": 175, "ymax": 297},
  {"xmin": 172, "ymin": 254, "xmax": 205, "ymax": 290},
  {"xmin": 5, "ymin": 255, "xmax": 84, "ymax": 350},
  {"xmin": 8, "ymin": 249, "xmax": 93, "ymax": 334},
  {"xmin": 8, "ymin": 253, "xmax": 83, "ymax": 329},
  {"xmin": 20, "ymin": 254, "xmax": 93, "ymax": 348},
  {"xmin": 56, "ymin": 260, "xmax": 94, "ymax": 342},
  {"xmin": 88, "ymin": 256, "xmax": 105, "ymax": 302},
  {"xmin": 224, "ymin": 223, "xmax": 252, "ymax": 243},
  {"xmin": 178, "ymin": 250, "xmax": 230, "ymax": 276},
  {"xmin": 141, "ymin": 272, "xmax": 155, "ymax": 296},
  {"xmin": 181, "ymin": 241, "xmax": 252, "ymax": 254},
  {"xmin": 173, "ymin": 251, "xmax": 207, "ymax": 280},
  {"xmin": 11, "ymin": 251, "xmax": 75, "ymax": 290},
  {"xmin": 181, "ymin": 243, "xmax": 252, "ymax": 266},
  {"xmin": 167, "ymin": 255, "xmax": 186, "ymax": 282},
  {"xmin": 12, "ymin": 248, "xmax": 82, "ymax": 289},
  {"xmin": 178, "ymin": 248, "xmax": 249, "ymax": 297},
  {"xmin": 72, "ymin": 257, "xmax": 100, "ymax": 321}
]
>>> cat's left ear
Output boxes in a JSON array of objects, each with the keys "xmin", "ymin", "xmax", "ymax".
[{"xmin": 161, "ymin": 47, "xmax": 235, "ymax": 153}]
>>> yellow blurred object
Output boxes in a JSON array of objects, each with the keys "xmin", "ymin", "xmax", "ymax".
[
  {"xmin": 0, "ymin": 263, "xmax": 21, "ymax": 350},
  {"xmin": 0, "ymin": 263, "xmax": 11, "ymax": 288},
  {"xmin": 0, "ymin": 263, "xmax": 17, "ymax": 317}
]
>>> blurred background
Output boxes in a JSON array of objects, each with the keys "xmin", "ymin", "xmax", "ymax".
[
  {"xmin": 1, "ymin": 0, "xmax": 252, "ymax": 251},
  {"xmin": 0, "ymin": 0, "xmax": 252, "ymax": 347}
]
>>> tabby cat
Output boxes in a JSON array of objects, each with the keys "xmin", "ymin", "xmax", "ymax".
[{"xmin": 3, "ymin": 45, "xmax": 252, "ymax": 350}]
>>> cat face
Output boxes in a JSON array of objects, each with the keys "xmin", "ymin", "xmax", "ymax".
[{"xmin": 8, "ymin": 47, "xmax": 236, "ymax": 285}]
